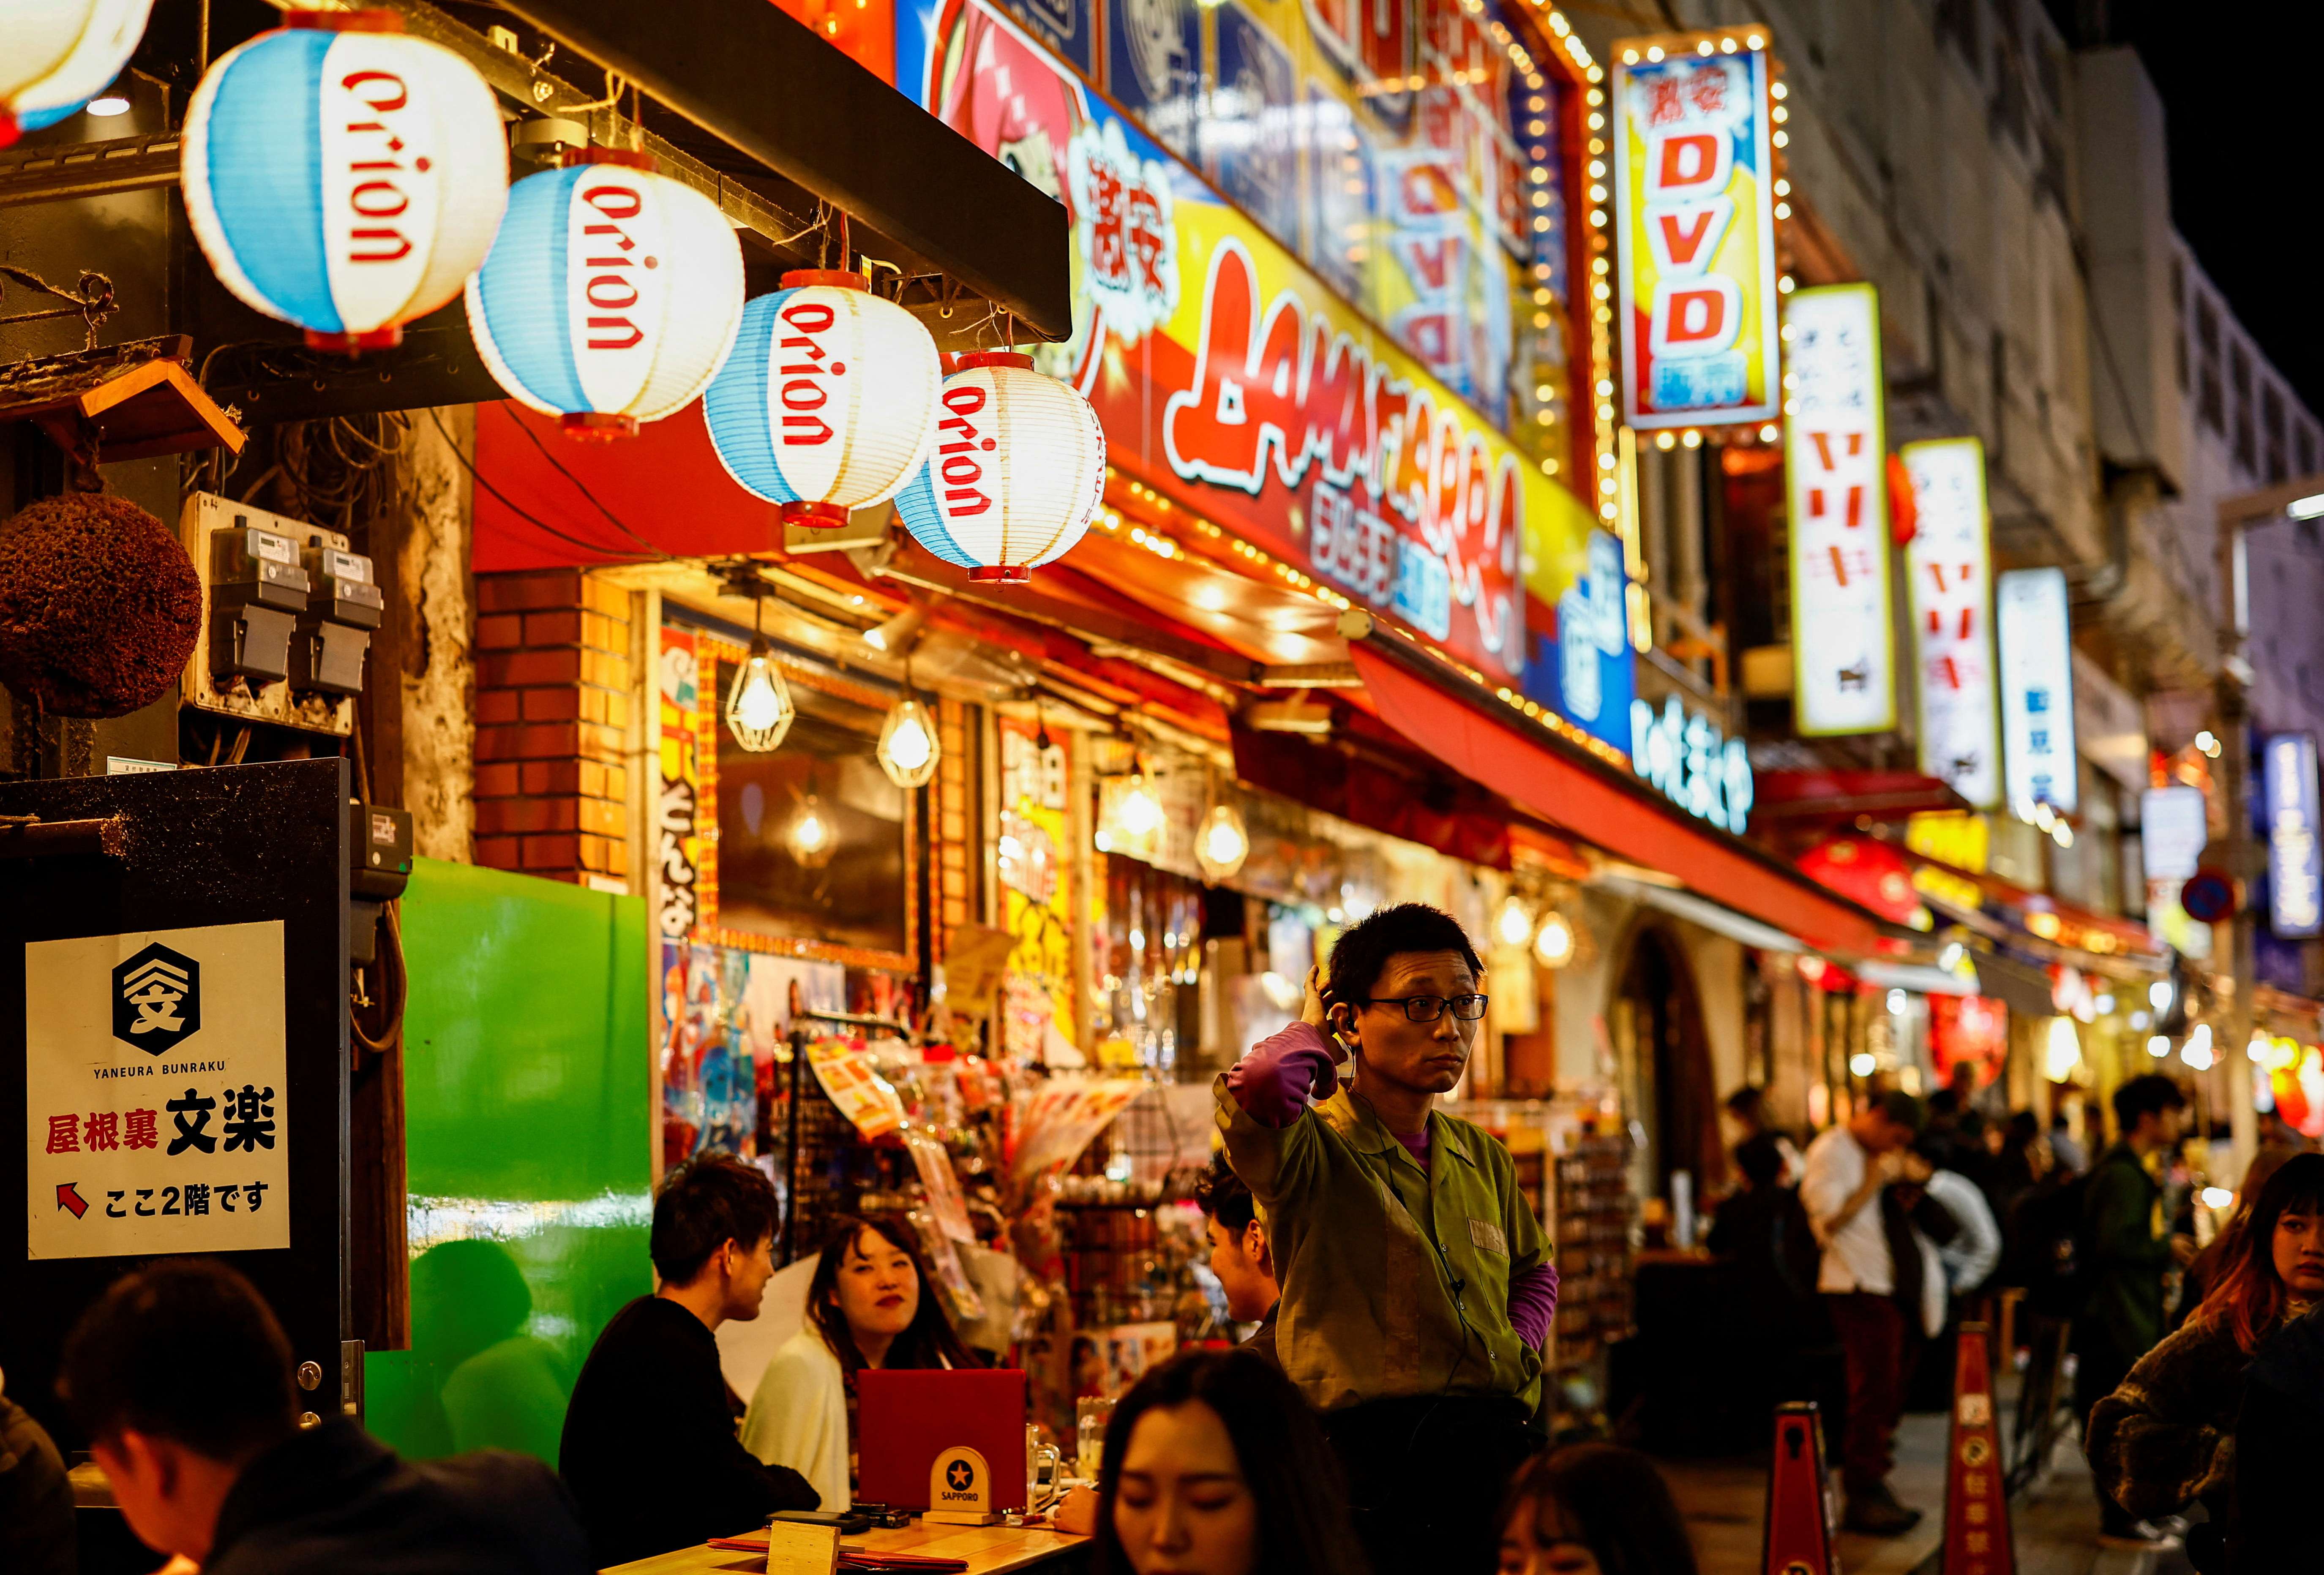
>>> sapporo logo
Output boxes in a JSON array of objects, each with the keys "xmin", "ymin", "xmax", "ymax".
[
  {"xmin": 945, "ymin": 1458, "xmax": 976, "ymax": 1495},
  {"xmin": 114, "ymin": 943, "xmax": 201, "ymax": 1055}
]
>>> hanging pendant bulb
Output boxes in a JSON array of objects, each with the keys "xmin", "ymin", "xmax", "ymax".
[
  {"xmin": 1533, "ymin": 911, "xmax": 1576, "ymax": 969},
  {"xmin": 876, "ymin": 671, "xmax": 940, "ymax": 789},
  {"xmin": 1117, "ymin": 768, "xmax": 1163, "ymax": 838},
  {"xmin": 723, "ymin": 594, "xmax": 794, "ymax": 752},
  {"xmin": 787, "ymin": 789, "xmax": 835, "ymax": 869},
  {"xmin": 1196, "ymin": 802, "xmax": 1249, "ymax": 882},
  {"xmin": 1494, "ymin": 894, "xmax": 1534, "ymax": 950}
]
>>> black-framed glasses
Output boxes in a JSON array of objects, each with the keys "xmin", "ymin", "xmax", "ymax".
[{"xmin": 1361, "ymin": 993, "xmax": 1489, "ymax": 1023}]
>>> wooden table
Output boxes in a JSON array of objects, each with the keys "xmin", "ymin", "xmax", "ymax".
[{"xmin": 603, "ymin": 1521, "xmax": 1089, "ymax": 1575}]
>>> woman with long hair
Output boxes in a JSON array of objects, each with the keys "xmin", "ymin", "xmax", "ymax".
[
  {"xmin": 741, "ymin": 1215, "xmax": 977, "ymax": 1510},
  {"xmin": 2087, "ymin": 1152, "xmax": 2324, "ymax": 1570},
  {"xmin": 1091, "ymin": 1349, "xmax": 1368, "ymax": 1575},
  {"xmin": 1495, "ymin": 1443, "xmax": 1700, "ymax": 1575}
]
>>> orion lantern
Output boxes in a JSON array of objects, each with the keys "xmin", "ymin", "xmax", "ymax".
[
  {"xmin": 894, "ymin": 353, "xmax": 1106, "ymax": 583},
  {"xmin": 180, "ymin": 10, "xmax": 507, "ymax": 353},
  {"xmin": 466, "ymin": 149, "xmax": 745, "ymax": 438},
  {"xmin": 1, "ymin": 0, "xmax": 154, "ymax": 146},
  {"xmin": 703, "ymin": 270, "xmax": 943, "ymax": 527}
]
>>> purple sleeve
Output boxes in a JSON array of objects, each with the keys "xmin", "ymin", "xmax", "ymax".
[
  {"xmin": 1508, "ymin": 1259, "xmax": 1559, "ymax": 1352},
  {"xmin": 1223, "ymin": 1021, "xmax": 1340, "ymax": 1128}
]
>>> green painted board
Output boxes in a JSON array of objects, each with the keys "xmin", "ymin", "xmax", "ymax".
[{"xmin": 364, "ymin": 858, "xmax": 652, "ymax": 1465}]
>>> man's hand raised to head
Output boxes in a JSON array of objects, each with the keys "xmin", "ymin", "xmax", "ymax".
[{"xmin": 1303, "ymin": 965, "xmax": 1349, "ymax": 1063}]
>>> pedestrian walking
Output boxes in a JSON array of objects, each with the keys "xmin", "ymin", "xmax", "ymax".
[
  {"xmin": 2075, "ymin": 1074, "xmax": 2194, "ymax": 1551},
  {"xmin": 2089, "ymin": 1153, "xmax": 2324, "ymax": 1572},
  {"xmin": 1800, "ymin": 1090, "xmax": 1935, "ymax": 1535},
  {"xmin": 1090, "ymin": 1349, "xmax": 1368, "ymax": 1575},
  {"xmin": 1495, "ymin": 1442, "xmax": 1700, "ymax": 1575}
]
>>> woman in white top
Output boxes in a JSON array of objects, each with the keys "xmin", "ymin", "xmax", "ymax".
[{"xmin": 742, "ymin": 1215, "xmax": 976, "ymax": 1510}]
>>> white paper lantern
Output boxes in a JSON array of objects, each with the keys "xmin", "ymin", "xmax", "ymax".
[
  {"xmin": 180, "ymin": 11, "xmax": 507, "ymax": 353},
  {"xmin": 1, "ymin": 0, "xmax": 153, "ymax": 146},
  {"xmin": 703, "ymin": 271, "xmax": 943, "ymax": 526},
  {"xmin": 465, "ymin": 150, "xmax": 744, "ymax": 438},
  {"xmin": 894, "ymin": 352, "xmax": 1106, "ymax": 583}
]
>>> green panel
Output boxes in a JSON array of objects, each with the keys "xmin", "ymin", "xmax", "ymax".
[{"xmin": 364, "ymin": 858, "xmax": 653, "ymax": 1464}]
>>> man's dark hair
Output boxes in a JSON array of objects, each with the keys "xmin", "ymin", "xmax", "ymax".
[
  {"xmin": 1872, "ymin": 1090, "xmax": 1925, "ymax": 1135},
  {"xmin": 1323, "ymin": 902, "xmax": 1483, "ymax": 1011},
  {"xmin": 1194, "ymin": 1152, "xmax": 1258, "ymax": 1233},
  {"xmin": 1926, "ymin": 1087, "xmax": 1960, "ymax": 1118},
  {"xmin": 1723, "ymin": 1085, "xmax": 1767, "ymax": 1120},
  {"xmin": 651, "ymin": 1154, "xmax": 777, "ymax": 1285},
  {"xmin": 2049, "ymin": 1110, "xmax": 2072, "ymax": 1129},
  {"xmin": 59, "ymin": 1259, "xmax": 297, "ymax": 1460},
  {"xmin": 2112, "ymin": 1073, "xmax": 2188, "ymax": 1133},
  {"xmin": 1733, "ymin": 1132, "xmax": 1785, "ymax": 1188}
]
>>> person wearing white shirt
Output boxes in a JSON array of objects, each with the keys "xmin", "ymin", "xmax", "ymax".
[
  {"xmin": 1800, "ymin": 1090, "xmax": 1929, "ymax": 1538},
  {"xmin": 1907, "ymin": 1149, "xmax": 2002, "ymax": 1297}
]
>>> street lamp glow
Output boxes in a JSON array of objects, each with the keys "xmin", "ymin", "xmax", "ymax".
[
  {"xmin": 1534, "ymin": 911, "xmax": 1576, "ymax": 968},
  {"xmin": 1848, "ymin": 1052, "xmax": 1877, "ymax": 1078},
  {"xmin": 1495, "ymin": 895, "xmax": 1534, "ymax": 949}
]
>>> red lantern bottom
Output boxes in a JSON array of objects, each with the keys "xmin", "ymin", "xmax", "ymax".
[
  {"xmin": 0, "ymin": 111, "xmax": 21, "ymax": 150},
  {"xmin": 561, "ymin": 412, "xmax": 640, "ymax": 441},
  {"xmin": 303, "ymin": 325, "xmax": 403, "ymax": 355},
  {"xmin": 968, "ymin": 565, "xmax": 1032, "ymax": 584},
  {"xmin": 780, "ymin": 501, "xmax": 850, "ymax": 528}
]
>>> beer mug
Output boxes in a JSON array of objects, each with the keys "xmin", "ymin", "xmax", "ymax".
[{"xmin": 1025, "ymin": 1423, "xmax": 1063, "ymax": 1508}]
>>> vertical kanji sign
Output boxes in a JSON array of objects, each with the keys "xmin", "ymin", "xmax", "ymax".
[
  {"xmin": 1995, "ymin": 567, "xmax": 2078, "ymax": 817},
  {"xmin": 25, "ymin": 921, "xmax": 288, "ymax": 1259},
  {"xmin": 1904, "ymin": 438, "xmax": 2001, "ymax": 809},
  {"xmin": 1784, "ymin": 282, "xmax": 1894, "ymax": 734}
]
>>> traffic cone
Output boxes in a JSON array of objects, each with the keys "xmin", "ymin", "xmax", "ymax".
[
  {"xmin": 1941, "ymin": 1322, "xmax": 2014, "ymax": 1575},
  {"xmin": 1762, "ymin": 1401, "xmax": 1837, "ymax": 1575}
]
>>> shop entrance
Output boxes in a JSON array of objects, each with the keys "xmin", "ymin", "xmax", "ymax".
[{"xmin": 1615, "ymin": 926, "xmax": 1721, "ymax": 1211}]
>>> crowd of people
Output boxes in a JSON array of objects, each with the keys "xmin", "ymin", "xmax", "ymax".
[
  {"xmin": 7, "ymin": 897, "xmax": 2321, "ymax": 1575},
  {"xmin": 1711, "ymin": 1057, "xmax": 2323, "ymax": 1572}
]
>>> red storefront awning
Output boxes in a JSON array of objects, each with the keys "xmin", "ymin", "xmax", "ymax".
[{"xmin": 1347, "ymin": 633, "xmax": 1894, "ymax": 957}]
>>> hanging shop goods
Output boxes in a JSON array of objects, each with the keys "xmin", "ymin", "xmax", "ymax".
[
  {"xmin": 465, "ymin": 150, "xmax": 745, "ymax": 438},
  {"xmin": 893, "ymin": 352, "xmax": 1106, "ymax": 583},
  {"xmin": 180, "ymin": 10, "xmax": 508, "ymax": 354},
  {"xmin": 0, "ymin": 0, "xmax": 153, "ymax": 144},
  {"xmin": 876, "ymin": 691, "xmax": 941, "ymax": 789},
  {"xmin": 704, "ymin": 271, "xmax": 944, "ymax": 527}
]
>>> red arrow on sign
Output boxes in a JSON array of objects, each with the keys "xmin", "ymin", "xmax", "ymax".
[{"xmin": 56, "ymin": 1183, "xmax": 88, "ymax": 1219}]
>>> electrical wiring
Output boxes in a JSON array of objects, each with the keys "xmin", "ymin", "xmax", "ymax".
[{"xmin": 420, "ymin": 407, "xmax": 648, "ymax": 563}]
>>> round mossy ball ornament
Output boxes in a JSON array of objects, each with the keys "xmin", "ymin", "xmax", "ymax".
[{"xmin": 0, "ymin": 492, "xmax": 202, "ymax": 717}]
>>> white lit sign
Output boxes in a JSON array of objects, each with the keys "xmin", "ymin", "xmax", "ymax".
[
  {"xmin": 2140, "ymin": 785, "xmax": 2208, "ymax": 882},
  {"xmin": 2265, "ymin": 733, "xmax": 2322, "ymax": 939},
  {"xmin": 1784, "ymin": 283, "xmax": 1895, "ymax": 735},
  {"xmin": 1903, "ymin": 438, "xmax": 2000, "ymax": 809},
  {"xmin": 1631, "ymin": 692, "xmax": 1755, "ymax": 834},
  {"xmin": 1997, "ymin": 567, "xmax": 2078, "ymax": 817}
]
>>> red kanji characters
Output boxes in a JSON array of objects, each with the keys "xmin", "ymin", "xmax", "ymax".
[
  {"xmin": 84, "ymin": 1111, "xmax": 121, "ymax": 1152},
  {"xmin": 124, "ymin": 1108, "xmax": 159, "ymax": 1150},
  {"xmin": 1126, "ymin": 188, "xmax": 1168, "ymax": 295},
  {"xmin": 1686, "ymin": 64, "xmax": 1729, "ymax": 116},
  {"xmin": 1647, "ymin": 76, "xmax": 1684, "ymax": 126},
  {"xmin": 45, "ymin": 1113, "xmax": 79, "ymax": 1155},
  {"xmin": 1084, "ymin": 155, "xmax": 1128, "ymax": 290}
]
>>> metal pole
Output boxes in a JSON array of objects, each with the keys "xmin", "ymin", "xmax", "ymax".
[{"xmin": 2218, "ymin": 501, "xmax": 2261, "ymax": 1185}]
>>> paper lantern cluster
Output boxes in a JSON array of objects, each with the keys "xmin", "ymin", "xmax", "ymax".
[
  {"xmin": 704, "ymin": 272, "xmax": 944, "ymax": 527},
  {"xmin": 466, "ymin": 149, "xmax": 745, "ymax": 437},
  {"xmin": 0, "ymin": 0, "xmax": 153, "ymax": 146},
  {"xmin": 893, "ymin": 352, "xmax": 1107, "ymax": 582},
  {"xmin": 181, "ymin": 10, "xmax": 507, "ymax": 352}
]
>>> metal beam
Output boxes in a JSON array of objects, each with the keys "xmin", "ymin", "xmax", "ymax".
[
  {"xmin": 0, "ymin": 132, "xmax": 179, "ymax": 210},
  {"xmin": 494, "ymin": 0, "xmax": 1072, "ymax": 340}
]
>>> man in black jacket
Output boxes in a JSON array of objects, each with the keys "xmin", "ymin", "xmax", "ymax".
[
  {"xmin": 561, "ymin": 1155, "xmax": 818, "ymax": 1564},
  {"xmin": 59, "ymin": 1259, "xmax": 589, "ymax": 1575}
]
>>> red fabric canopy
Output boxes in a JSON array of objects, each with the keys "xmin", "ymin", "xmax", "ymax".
[{"xmin": 1348, "ymin": 639, "xmax": 1890, "ymax": 956}]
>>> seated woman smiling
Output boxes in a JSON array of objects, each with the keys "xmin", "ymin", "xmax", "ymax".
[{"xmin": 742, "ymin": 1216, "xmax": 976, "ymax": 1510}]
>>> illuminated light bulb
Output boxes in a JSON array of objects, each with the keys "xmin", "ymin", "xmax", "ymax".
[
  {"xmin": 86, "ymin": 92, "xmax": 129, "ymax": 115},
  {"xmin": 2147, "ymin": 1035, "xmax": 2171, "ymax": 1058},
  {"xmin": 876, "ymin": 693, "xmax": 939, "ymax": 788},
  {"xmin": 2150, "ymin": 979, "xmax": 2174, "ymax": 1009},
  {"xmin": 2046, "ymin": 1016, "xmax": 2083, "ymax": 1082},
  {"xmin": 1196, "ymin": 803, "xmax": 1250, "ymax": 882},
  {"xmin": 1118, "ymin": 774, "xmax": 1163, "ymax": 838},
  {"xmin": 1534, "ymin": 911, "xmax": 1576, "ymax": 968},
  {"xmin": 1495, "ymin": 895, "xmax": 1534, "ymax": 949},
  {"xmin": 1848, "ymin": 1052, "xmax": 1877, "ymax": 1078},
  {"xmin": 787, "ymin": 793, "xmax": 835, "ymax": 869},
  {"xmin": 1887, "ymin": 989, "xmax": 1909, "ymax": 1014},
  {"xmin": 723, "ymin": 637, "xmax": 795, "ymax": 752}
]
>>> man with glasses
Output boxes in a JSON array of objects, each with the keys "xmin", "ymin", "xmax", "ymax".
[{"xmin": 1216, "ymin": 902, "xmax": 1556, "ymax": 1575}]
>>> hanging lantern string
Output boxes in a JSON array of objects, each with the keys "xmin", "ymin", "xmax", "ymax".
[
  {"xmin": 561, "ymin": 65, "xmax": 629, "ymax": 148},
  {"xmin": 0, "ymin": 265, "xmax": 117, "ymax": 350}
]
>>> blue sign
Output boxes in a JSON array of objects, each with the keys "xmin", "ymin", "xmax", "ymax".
[
  {"xmin": 1105, "ymin": 0, "xmax": 1201, "ymax": 160},
  {"xmin": 2264, "ymin": 732, "xmax": 2323, "ymax": 938},
  {"xmin": 1541, "ymin": 530, "xmax": 1635, "ymax": 758}
]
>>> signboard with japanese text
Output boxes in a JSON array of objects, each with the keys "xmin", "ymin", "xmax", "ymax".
[
  {"xmin": 658, "ymin": 625, "xmax": 707, "ymax": 940},
  {"xmin": 998, "ymin": 716, "xmax": 1078, "ymax": 1062},
  {"xmin": 1783, "ymin": 283, "xmax": 1894, "ymax": 733},
  {"xmin": 25, "ymin": 923, "xmax": 288, "ymax": 1259},
  {"xmin": 1996, "ymin": 567, "xmax": 2077, "ymax": 817},
  {"xmin": 1629, "ymin": 692, "xmax": 1754, "ymax": 834},
  {"xmin": 1610, "ymin": 34, "xmax": 1781, "ymax": 430},
  {"xmin": 901, "ymin": 0, "xmax": 1598, "ymax": 687},
  {"xmin": 2264, "ymin": 733, "xmax": 2322, "ymax": 939},
  {"xmin": 1553, "ymin": 529, "xmax": 1636, "ymax": 755},
  {"xmin": 1903, "ymin": 438, "xmax": 2000, "ymax": 809}
]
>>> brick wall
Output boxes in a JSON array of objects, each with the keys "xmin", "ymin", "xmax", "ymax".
[{"xmin": 472, "ymin": 570, "xmax": 632, "ymax": 885}]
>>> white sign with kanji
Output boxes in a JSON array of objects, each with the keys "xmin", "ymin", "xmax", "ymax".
[
  {"xmin": 25, "ymin": 921, "xmax": 288, "ymax": 1260},
  {"xmin": 1904, "ymin": 438, "xmax": 2002, "ymax": 810},
  {"xmin": 1784, "ymin": 284, "xmax": 1895, "ymax": 735}
]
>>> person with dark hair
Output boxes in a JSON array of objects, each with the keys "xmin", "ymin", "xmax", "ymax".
[
  {"xmin": 2076, "ymin": 1073, "xmax": 2194, "ymax": 1550},
  {"xmin": 1495, "ymin": 1442, "xmax": 1700, "ymax": 1575},
  {"xmin": 1800, "ymin": 1089, "xmax": 1933, "ymax": 1535},
  {"xmin": 742, "ymin": 1216, "xmax": 978, "ymax": 1509},
  {"xmin": 1706, "ymin": 1133, "xmax": 1822, "ymax": 1422},
  {"xmin": 1193, "ymin": 1152, "xmax": 1280, "ymax": 1364},
  {"xmin": 1215, "ymin": 902, "xmax": 1555, "ymax": 1575},
  {"xmin": 57, "ymin": 1259, "xmax": 589, "ymax": 1575},
  {"xmin": 2174, "ymin": 1146, "xmax": 2297, "ymax": 1335},
  {"xmin": 0, "ymin": 1366, "xmax": 74, "ymax": 1575},
  {"xmin": 2049, "ymin": 1109, "xmax": 2088, "ymax": 1175},
  {"xmin": 1721, "ymin": 1086, "xmax": 1803, "ymax": 1184},
  {"xmin": 561, "ymin": 1155, "xmax": 816, "ymax": 1564},
  {"xmin": 1091, "ymin": 1349, "xmax": 1369, "ymax": 1575},
  {"xmin": 2089, "ymin": 1153, "xmax": 2324, "ymax": 1571}
]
